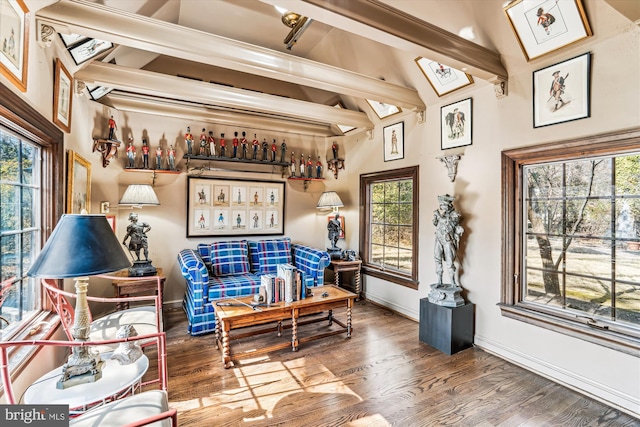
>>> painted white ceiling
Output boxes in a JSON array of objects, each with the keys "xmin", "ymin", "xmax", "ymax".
[{"xmin": 33, "ymin": 0, "xmax": 621, "ymax": 137}]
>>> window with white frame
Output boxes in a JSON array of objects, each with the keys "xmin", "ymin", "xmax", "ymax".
[
  {"xmin": 501, "ymin": 129, "xmax": 640, "ymax": 355},
  {"xmin": 360, "ymin": 166, "xmax": 419, "ymax": 289}
]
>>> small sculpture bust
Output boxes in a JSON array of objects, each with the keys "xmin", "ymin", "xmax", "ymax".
[{"xmin": 111, "ymin": 324, "xmax": 143, "ymax": 365}]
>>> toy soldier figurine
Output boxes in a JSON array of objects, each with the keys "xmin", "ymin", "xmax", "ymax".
[
  {"xmin": 299, "ymin": 153, "xmax": 305, "ymax": 177},
  {"xmin": 280, "ymin": 140, "xmax": 287, "ymax": 163},
  {"xmin": 232, "ymin": 132, "xmax": 239, "ymax": 158},
  {"xmin": 207, "ymin": 131, "xmax": 216, "ymax": 157},
  {"xmin": 167, "ymin": 145, "xmax": 176, "ymax": 170},
  {"xmin": 241, "ymin": 132, "xmax": 248, "ymax": 159},
  {"xmin": 307, "ymin": 155, "xmax": 313, "ymax": 178},
  {"xmin": 290, "ymin": 152, "xmax": 296, "ymax": 177},
  {"xmin": 252, "ymin": 134, "xmax": 259, "ymax": 160},
  {"xmin": 108, "ymin": 115, "xmax": 118, "ymax": 140},
  {"xmin": 261, "ymin": 139, "xmax": 268, "ymax": 161},
  {"xmin": 141, "ymin": 139, "xmax": 150, "ymax": 169},
  {"xmin": 316, "ymin": 156, "xmax": 322, "ymax": 178},
  {"xmin": 271, "ymin": 139, "xmax": 277, "ymax": 162},
  {"xmin": 219, "ymin": 133, "xmax": 226, "ymax": 158},
  {"xmin": 199, "ymin": 129, "xmax": 207, "ymax": 156},
  {"xmin": 126, "ymin": 138, "xmax": 136, "ymax": 168},
  {"xmin": 155, "ymin": 146, "xmax": 163, "ymax": 170},
  {"xmin": 184, "ymin": 126, "xmax": 194, "ymax": 155}
]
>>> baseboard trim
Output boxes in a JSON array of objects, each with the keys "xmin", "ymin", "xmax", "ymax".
[{"xmin": 474, "ymin": 334, "xmax": 640, "ymax": 419}]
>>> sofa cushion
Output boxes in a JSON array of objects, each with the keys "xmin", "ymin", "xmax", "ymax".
[
  {"xmin": 255, "ymin": 238, "xmax": 292, "ymax": 274},
  {"xmin": 204, "ymin": 241, "xmax": 250, "ymax": 276}
]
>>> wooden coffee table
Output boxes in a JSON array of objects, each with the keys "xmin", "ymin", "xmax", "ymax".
[{"xmin": 212, "ymin": 285, "xmax": 356, "ymax": 368}]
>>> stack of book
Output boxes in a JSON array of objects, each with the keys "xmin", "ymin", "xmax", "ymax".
[{"xmin": 260, "ymin": 264, "xmax": 306, "ymax": 303}]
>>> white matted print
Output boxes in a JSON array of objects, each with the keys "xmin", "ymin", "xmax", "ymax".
[
  {"xmin": 383, "ymin": 122, "xmax": 404, "ymax": 162},
  {"xmin": 533, "ymin": 52, "xmax": 591, "ymax": 128},
  {"xmin": 441, "ymin": 98, "xmax": 472, "ymax": 150},
  {"xmin": 415, "ymin": 57, "xmax": 474, "ymax": 97},
  {"xmin": 503, "ymin": 0, "xmax": 592, "ymax": 61}
]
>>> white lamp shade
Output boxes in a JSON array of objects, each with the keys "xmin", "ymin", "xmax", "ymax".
[
  {"xmin": 317, "ymin": 191, "xmax": 344, "ymax": 209},
  {"xmin": 119, "ymin": 184, "xmax": 160, "ymax": 207}
]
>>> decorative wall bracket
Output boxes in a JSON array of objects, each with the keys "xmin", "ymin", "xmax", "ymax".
[
  {"xmin": 93, "ymin": 138, "xmax": 121, "ymax": 168},
  {"xmin": 494, "ymin": 80, "xmax": 508, "ymax": 98},
  {"xmin": 437, "ymin": 154, "xmax": 463, "ymax": 182},
  {"xmin": 327, "ymin": 158, "xmax": 344, "ymax": 179}
]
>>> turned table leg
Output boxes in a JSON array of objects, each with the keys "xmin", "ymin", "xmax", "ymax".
[
  {"xmin": 291, "ymin": 308, "xmax": 299, "ymax": 351},
  {"xmin": 354, "ymin": 270, "xmax": 361, "ymax": 300},
  {"xmin": 346, "ymin": 300, "xmax": 353, "ymax": 338},
  {"xmin": 222, "ymin": 323, "xmax": 232, "ymax": 368}
]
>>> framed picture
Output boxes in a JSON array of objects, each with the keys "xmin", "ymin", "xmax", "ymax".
[
  {"xmin": 68, "ymin": 38, "xmax": 113, "ymax": 65},
  {"xmin": 100, "ymin": 201, "xmax": 110, "ymax": 214},
  {"xmin": 383, "ymin": 122, "xmax": 404, "ymax": 162},
  {"xmin": 53, "ymin": 58, "xmax": 72, "ymax": 133},
  {"xmin": 366, "ymin": 99, "xmax": 401, "ymax": 119},
  {"xmin": 328, "ymin": 215, "xmax": 345, "ymax": 239},
  {"xmin": 59, "ymin": 33, "xmax": 89, "ymax": 49},
  {"xmin": 0, "ymin": 0, "xmax": 29, "ymax": 92},
  {"xmin": 415, "ymin": 57, "xmax": 474, "ymax": 97},
  {"xmin": 89, "ymin": 85, "xmax": 113, "ymax": 100},
  {"xmin": 441, "ymin": 98, "xmax": 472, "ymax": 150},
  {"xmin": 66, "ymin": 150, "xmax": 91, "ymax": 214},
  {"xmin": 187, "ymin": 176, "xmax": 285, "ymax": 237},
  {"xmin": 533, "ymin": 52, "xmax": 591, "ymax": 128},
  {"xmin": 105, "ymin": 215, "xmax": 116, "ymax": 232},
  {"xmin": 503, "ymin": 0, "xmax": 592, "ymax": 61}
]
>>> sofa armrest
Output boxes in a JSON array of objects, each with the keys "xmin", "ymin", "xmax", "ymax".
[
  {"xmin": 291, "ymin": 243, "xmax": 331, "ymax": 286},
  {"xmin": 177, "ymin": 249, "xmax": 209, "ymax": 292}
]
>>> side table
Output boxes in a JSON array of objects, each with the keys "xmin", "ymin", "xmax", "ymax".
[
  {"xmin": 24, "ymin": 354, "xmax": 149, "ymax": 417},
  {"xmin": 112, "ymin": 268, "xmax": 166, "ymax": 327},
  {"xmin": 328, "ymin": 259, "xmax": 362, "ymax": 299}
]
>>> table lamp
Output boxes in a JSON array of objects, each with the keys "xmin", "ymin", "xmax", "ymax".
[
  {"xmin": 27, "ymin": 214, "xmax": 131, "ymax": 389},
  {"xmin": 119, "ymin": 184, "xmax": 160, "ymax": 277},
  {"xmin": 317, "ymin": 191, "xmax": 344, "ymax": 259}
]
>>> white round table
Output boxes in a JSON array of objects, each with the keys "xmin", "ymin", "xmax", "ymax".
[{"xmin": 24, "ymin": 353, "xmax": 149, "ymax": 416}]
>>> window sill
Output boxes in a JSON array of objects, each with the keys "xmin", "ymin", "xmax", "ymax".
[
  {"xmin": 498, "ymin": 303, "xmax": 640, "ymax": 356},
  {"xmin": 362, "ymin": 266, "xmax": 418, "ymax": 290}
]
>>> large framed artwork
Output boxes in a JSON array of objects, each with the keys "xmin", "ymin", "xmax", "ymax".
[
  {"xmin": 187, "ymin": 176, "xmax": 285, "ymax": 237},
  {"xmin": 66, "ymin": 150, "xmax": 91, "ymax": 214},
  {"xmin": 383, "ymin": 121, "xmax": 404, "ymax": 162},
  {"xmin": 0, "ymin": 0, "xmax": 29, "ymax": 92},
  {"xmin": 503, "ymin": 0, "xmax": 592, "ymax": 61},
  {"xmin": 440, "ymin": 98, "xmax": 472, "ymax": 150},
  {"xmin": 53, "ymin": 58, "xmax": 72, "ymax": 133},
  {"xmin": 366, "ymin": 99, "xmax": 401, "ymax": 119},
  {"xmin": 68, "ymin": 38, "xmax": 113, "ymax": 65},
  {"xmin": 415, "ymin": 57, "xmax": 474, "ymax": 97},
  {"xmin": 533, "ymin": 52, "xmax": 591, "ymax": 128}
]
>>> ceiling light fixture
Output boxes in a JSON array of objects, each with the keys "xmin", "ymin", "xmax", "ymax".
[{"xmin": 276, "ymin": 7, "xmax": 313, "ymax": 50}]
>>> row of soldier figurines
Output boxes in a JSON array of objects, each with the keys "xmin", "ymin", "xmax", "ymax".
[
  {"xmin": 185, "ymin": 127, "xmax": 327, "ymax": 179},
  {"xmin": 125, "ymin": 138, "xmax": 177, "ymax": 171}
]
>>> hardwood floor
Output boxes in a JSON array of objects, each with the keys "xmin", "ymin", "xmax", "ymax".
[{"xmin": 156, "ymin": 300, "xmax": 638, "ymax": 426}]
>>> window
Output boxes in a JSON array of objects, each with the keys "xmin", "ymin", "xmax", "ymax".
[
  {"xmin": 501, "ymin": 129, "xmax": 640, "ymax": 355},
  {"xmin": 0, "ymin": 82, "xmax": 63, "ymax": 341},
  {"xmin": 360, "ymin": 166, "xmax": 418, "ymax": 289}
]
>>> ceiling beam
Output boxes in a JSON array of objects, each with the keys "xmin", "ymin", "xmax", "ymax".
[
  {"xmin": 75, "ymin": 62, "xmax": 374, "ymax": 129},
  {"xmin": 36, "ymin": 0, "xmax": 425, "ymax": 111},
  {"xmin": 106, "ymin": 92, "xmax": 338, "ymax": 138},
  {"xmin": 263, "ymin": 0, "xmax": 508, "ymax": 83}
]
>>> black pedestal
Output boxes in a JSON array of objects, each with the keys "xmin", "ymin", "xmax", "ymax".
[{"xmin": 419, "ymin": 298, "xmax": 474, "ymax": 355}]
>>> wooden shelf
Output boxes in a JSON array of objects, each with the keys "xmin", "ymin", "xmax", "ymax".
[
  {"xmin": 287, "ymin": 176, "xmax": 325, "ymax": 191},
  {"xmin": 123, "ymin": 168, "xmax": 181, "ymax": 174},
  {"xmin": 120, "ymin": 168, "xmax": 181, "ymax": 186},
  {"xmin": 183, "ymin": 154, "xmax": 289, "ymax": 167}
]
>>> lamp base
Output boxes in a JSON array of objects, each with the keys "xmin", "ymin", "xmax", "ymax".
[
  {"xmin": 57, "ymin": 353, "xmax": 104, "ymax": 389},
  {"xmin": 128, "ymin": 260, "xmax": 157, "ymax": 277}
]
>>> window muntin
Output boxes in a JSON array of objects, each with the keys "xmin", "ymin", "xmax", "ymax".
[
  {"xmin": 0, "ymin": 126, "xmax": 42, "ymax": 338},
  {"xmin": 523, "ymin": 155, "xmax": 640, "ymax": 328},
  {"xmin": 361, "ymin": 167, "xmax": 418, "ymax": 289},
  {"xmin": 501, "ymin": 130, "xmax": 640, "ymax": 355}
]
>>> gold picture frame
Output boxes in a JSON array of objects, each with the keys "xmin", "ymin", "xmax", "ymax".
[
  {"xmin": 366, "ymin": 99, "xmax": 401, "ymax": 120},
  {"xmin": 414, "ymin": 57, "xmax": 474, "ymax": 97},
  {"xmin": 53, "ymin": 58, "xmax": 72, "ymax": 133},
  {"xmin": 0, "ymin": 0, "xmax": 29, "ymax": 92},
  {"xmin": 503, "ymin": 0, "xmax": 592, "ymax": 61},
  {"xmin": 66, "ymin": 151, "xmax": 91, "ymax": 214}
]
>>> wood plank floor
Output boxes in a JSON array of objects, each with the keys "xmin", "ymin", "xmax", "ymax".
[{"xmin": 155, "ymin": 300, "xmax": 638, "ymax": 426}]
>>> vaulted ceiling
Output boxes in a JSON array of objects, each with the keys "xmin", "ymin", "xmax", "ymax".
[{"xmin": 35, "ymin": 0, "xmax": 514, "ymax": 137}]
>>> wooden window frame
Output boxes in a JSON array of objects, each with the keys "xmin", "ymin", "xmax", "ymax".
[
  {"xmin": 360, "ymin": 166, "xmax": 419, "ymax": 289},
  {"xmin": 500, "ymin": 128, "xmax": 640, "ymax": 356}
]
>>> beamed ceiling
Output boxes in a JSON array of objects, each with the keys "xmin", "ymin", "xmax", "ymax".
[{"xmin": 34, "ymin": 0, "xmax": 629, "ymax": 138}]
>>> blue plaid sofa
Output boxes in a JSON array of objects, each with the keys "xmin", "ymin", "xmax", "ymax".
[{"xmin": 178, "ymin": 237, "xmax": 331, "ymax": 335}]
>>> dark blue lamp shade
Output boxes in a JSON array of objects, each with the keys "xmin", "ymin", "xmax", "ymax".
[{"xmin": 28, "ymin": 215, "xmax": 131, "ymax": 278}]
